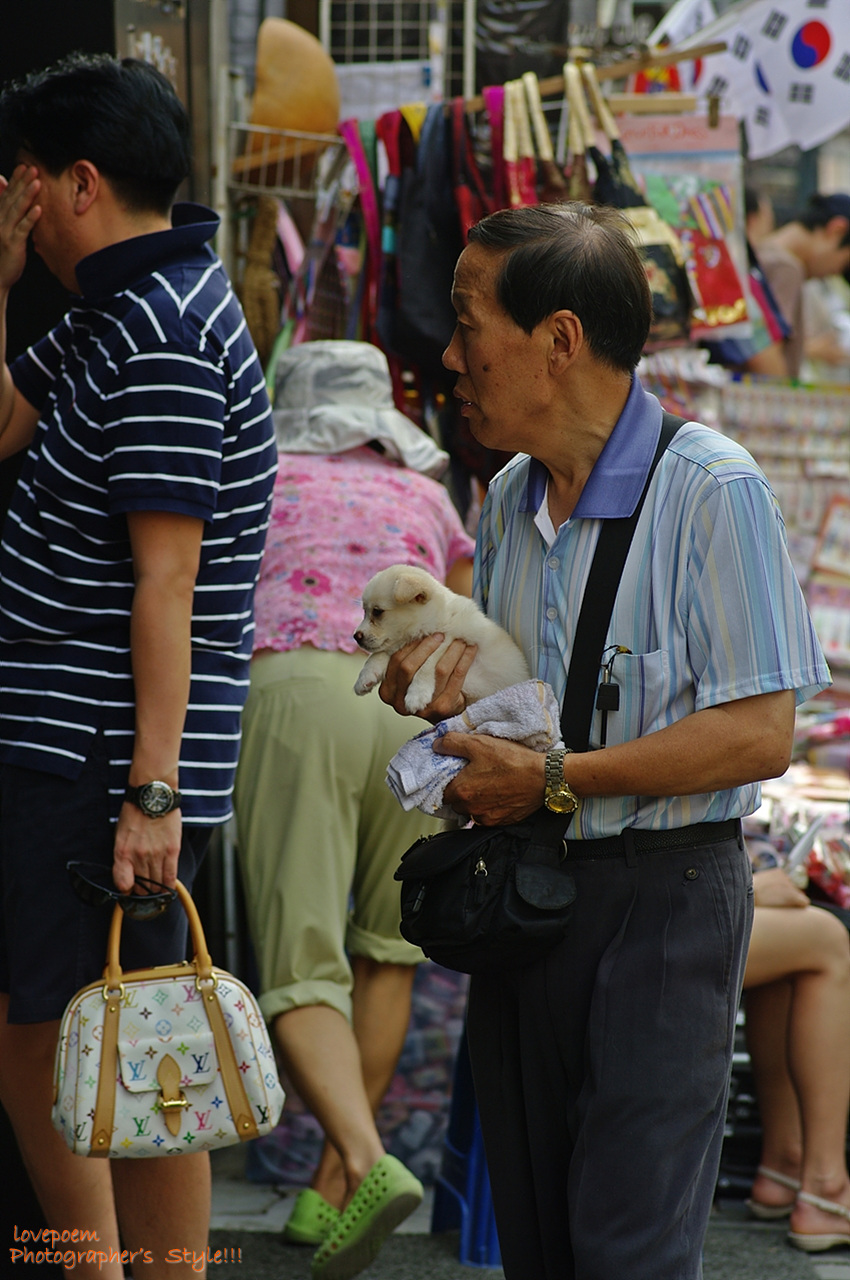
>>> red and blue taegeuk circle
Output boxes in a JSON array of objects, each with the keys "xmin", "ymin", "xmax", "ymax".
[{"xmin": 791, "ymin": 21, "xmax": 831, "ymax": 69}]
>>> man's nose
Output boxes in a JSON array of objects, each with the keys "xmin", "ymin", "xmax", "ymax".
[{"xmin": 442, "ymin": 326, "xmax": 464, "ymax": 371}]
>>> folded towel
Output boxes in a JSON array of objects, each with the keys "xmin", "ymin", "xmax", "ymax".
[{"xmin": 386, "ymin": 679, "xmax": 563, "ymax": 819}]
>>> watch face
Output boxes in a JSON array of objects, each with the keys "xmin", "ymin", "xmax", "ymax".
[
  {"xmin": 139, "ymin": 781, "xmax": 174, "ymax": 815},
  {"xmin": 546, "ymin": 790, "xmax": 578, "ymax": 815}
]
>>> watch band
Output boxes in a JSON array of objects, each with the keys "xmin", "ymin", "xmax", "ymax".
[{"xmin": 544, "ymin": 749, "xmax": 579, "ymax": 813}]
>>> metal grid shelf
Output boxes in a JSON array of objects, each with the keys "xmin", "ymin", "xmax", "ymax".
[{"xmin": 229, "ymin": 122, "xmax": 346, "ymax": 200}]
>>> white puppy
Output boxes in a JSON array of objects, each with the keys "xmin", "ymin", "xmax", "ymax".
[{"xmin": 353, "ymin": 563, "xmax": 531, "ymax": 714}]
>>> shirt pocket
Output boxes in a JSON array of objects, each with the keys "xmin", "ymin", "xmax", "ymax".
[{"xmin": 592, "ymin": 648, "xmax": 671, "ymax": 749}]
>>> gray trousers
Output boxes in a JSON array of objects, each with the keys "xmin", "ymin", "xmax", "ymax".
[{"xmin": 466, "ymin": 828, "xmax": 753, "ymax": 1280}]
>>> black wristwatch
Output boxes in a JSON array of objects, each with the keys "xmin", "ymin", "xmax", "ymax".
[{"xmin": 124, "ymin": 780, "xmax": 182, "ymax": 818}]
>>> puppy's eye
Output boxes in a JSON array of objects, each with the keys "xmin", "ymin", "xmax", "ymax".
[{"xmin": 371, "ymin": 607, "xmax": 384, "ymax": 620}]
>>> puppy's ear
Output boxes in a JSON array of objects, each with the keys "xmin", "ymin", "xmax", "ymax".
[{"xmin": 393, "ymin": 570, "xmax": 431, "ymax": 606}]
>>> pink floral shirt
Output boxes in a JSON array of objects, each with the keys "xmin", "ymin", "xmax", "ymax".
[{"xmin": 253, "ymin": 447, "xmax": 475, "ymax": 654}]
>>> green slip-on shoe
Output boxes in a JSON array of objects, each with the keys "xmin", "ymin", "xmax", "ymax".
[
  {"xmin": 311, "ymin": 1153, "xmax": 424, "ymax": 1280},
  {"xmin": 282, "ymin": 1188, "xmax": 341, "ymax": 1245}
]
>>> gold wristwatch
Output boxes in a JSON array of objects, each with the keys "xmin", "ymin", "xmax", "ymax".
[{"xmin": 544, "ymin": 748, "xmax": 579, "ymax": 815}]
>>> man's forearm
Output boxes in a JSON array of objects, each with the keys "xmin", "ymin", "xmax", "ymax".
[
  {"xmin": 128, "ymin": 576, "xmax": 193, "ymax": 785},
  {"xmin": 564, "ymin": 690, "xmax": 796, "ymax": 800}
]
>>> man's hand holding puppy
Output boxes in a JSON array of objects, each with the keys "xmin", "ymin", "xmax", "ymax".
[{"xmin": 379, "ymin": 636, "xmax": 548, "ymax": 825}]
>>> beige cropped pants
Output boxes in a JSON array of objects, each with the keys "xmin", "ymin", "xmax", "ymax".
[{"xmin": 234, "ymin": 648, "xmax": 440, "ymax": 1024}]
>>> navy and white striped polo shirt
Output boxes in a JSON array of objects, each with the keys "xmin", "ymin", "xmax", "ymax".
[{"xmin": 0, "ymin": 204, "xmax": 277, "ymax": 824}]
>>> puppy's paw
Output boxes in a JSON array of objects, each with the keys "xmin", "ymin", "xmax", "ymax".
[
  {"xmin": 354, "ymin": 670, "xmax": 378, "ymax": 696},
  {"xmin": 403, "ymin": 674, "xmax": 437, "ymax": 715},
  {"xmin": 354, "ymin": 654, "xmax": 388, "ymax": 696}
]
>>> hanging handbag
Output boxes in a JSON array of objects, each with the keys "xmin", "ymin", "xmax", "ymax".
[
  {"xmin": 52, "ymin": 880, "xmax": 285, "ymax": 1158},
  {"xmin": 395, "ymin": 414, "xmax": 685, "ymax": 975},
  {"xmin": 579, "ymin": 62, "xmax": 692, "ymax": 348}
]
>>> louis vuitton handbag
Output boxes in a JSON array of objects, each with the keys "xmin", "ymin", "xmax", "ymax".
[{"xmin": 52, "ymin": 879, "xmax": 284, "ymax": 1158}]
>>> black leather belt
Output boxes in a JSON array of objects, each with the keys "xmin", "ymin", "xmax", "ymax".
[{"xmin": 563, "ymin": 818, "xmax": 741, "ymax": 860}]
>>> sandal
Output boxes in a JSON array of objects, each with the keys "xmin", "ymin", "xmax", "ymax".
[
  {"xmin": 283, "ymin": 1188, "xmax": 341, "ymax": 1246},
  {"xmin": 745, "ymin": 1165, "xmax": 801, "ymax": 1221},
  {"xmin": 788, "ymin": 1189, "xmax": 850, "ymax": 1252},
  {"xmin": 310, "ymin": 1153, "xmax": 423, "ymax": 1280}
]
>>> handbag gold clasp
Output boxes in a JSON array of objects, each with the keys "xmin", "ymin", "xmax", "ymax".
[{"xmin": 156, "ymin": 1053, "xmax": 190, "ymax": 1135}]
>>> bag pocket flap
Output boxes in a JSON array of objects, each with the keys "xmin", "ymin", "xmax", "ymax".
[
  {"xmin": 394, "ymin": 827, "xmax": 496, "ymax": 881},
  {"xmin": 515, "ymin": 863, "xmax": 576, "ymax": 911},
  {"xmin": 117, "ymin": 1031, "xmax": 218, "ymax": 1094}
]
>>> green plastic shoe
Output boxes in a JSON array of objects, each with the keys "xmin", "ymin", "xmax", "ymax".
[
  {"xmin": 282, "ymin": 1188, "xmax": 341, "ymax": 1246},
  {"xmin": 311, "ymin": 1154, "xmax": 423, "ymax": 1280}
]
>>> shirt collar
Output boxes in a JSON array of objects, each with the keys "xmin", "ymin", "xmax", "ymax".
[
  {"xmin": 521, "ymin": 374, "xmax": 663, "ymax": 519},
  {"xmin": 75, "ymin": 203, "xmax": 220, "ymax": 299}
]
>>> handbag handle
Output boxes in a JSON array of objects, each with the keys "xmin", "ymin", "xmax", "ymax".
[
  {"xmin": 103, "ymin": 878, "xmax": 213, "ymax": 991},
  {"xmin": 580, "ymin": 62, "xmax": 620, "ymax": 142},
  {"xmin": 564, "ymin": 63, "xmax": 594, "ymax": 157},
  {"xmin": 91, "ymin": 879, "xmax": 259, "ymax": 1156},
  {"xmin": 512, "ymin": 78, "xmax": 537, "ymax": 168}
]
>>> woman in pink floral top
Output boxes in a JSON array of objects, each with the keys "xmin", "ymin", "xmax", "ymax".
[
  {"xmin": 253, "ymin": 445, "xmax": 473, "ymax": 656},
  {"xmin": 234, "ymin": 341, "xmax": 474, "ymax": 1263}
]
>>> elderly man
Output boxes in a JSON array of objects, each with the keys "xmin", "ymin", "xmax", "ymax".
[{"xmin": 379, "ymin": 202, "xmax": 830, "ymax": 1279}]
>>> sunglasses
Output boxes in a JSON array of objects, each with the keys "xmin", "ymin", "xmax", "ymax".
[{"xmin": 66, "ymin": 860, "xmax": 177, "ymax": 921}]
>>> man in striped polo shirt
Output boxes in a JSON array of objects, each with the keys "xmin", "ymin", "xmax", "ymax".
[
  {"xmin": 379, "ymin": 203, "xmax": 832, "ymax": 1279},
  {"xmin": 0, "ymin": 55, "xmax": 275, "ymax": 1275}
]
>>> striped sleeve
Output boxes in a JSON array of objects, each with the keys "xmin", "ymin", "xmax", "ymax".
[
  {"xmin": 685, "ymin": 469, "xmax": 830, "ymax": 709},
  {"xmin": 103, "ymin": 345, "xmax": 225, "ymax": 520}
]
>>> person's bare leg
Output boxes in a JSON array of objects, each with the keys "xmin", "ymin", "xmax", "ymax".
[
  {"xmin": 308, "ymin": 959, "xmax": 418, "ymax": 1207},
  {"xmin": 274, "ymin": 1004, "xmax": 385, "ymax": 1208},
  {"xmin": 111, "ymin": 1152, "xmax": 210, "ymax": 1278},
  {"xmin": 744, "ymin": 979, "xmax": 803, "ymax": 1209},
  {"xmin": 744, "ymin": 905, "xmax": 850, "ymax": 1234},
  {"xmin": 0, "ymin": 998, "xmax": 124, "ymax": 1280}
]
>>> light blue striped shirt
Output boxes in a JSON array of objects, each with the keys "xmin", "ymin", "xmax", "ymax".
[{"xmin": 475, "ymin": 375, "xmax": 831, "ymax": 838}]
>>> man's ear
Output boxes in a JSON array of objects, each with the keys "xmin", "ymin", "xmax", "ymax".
[
  {"xmin": 548, "ymin": 310, "xmax": 583, "ymax": 370},
  {"xmin": 69, "ymin": 159, "xmax": 100, "ymax": 215}
]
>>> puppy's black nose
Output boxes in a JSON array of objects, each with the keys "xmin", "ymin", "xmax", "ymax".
[{"xmin": 354, "ymin": 630, "xmax": 364, "ymax": 645}]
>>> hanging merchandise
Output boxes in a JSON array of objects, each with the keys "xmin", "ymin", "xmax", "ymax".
[
  {"xmin": 392, "ymin": 104, "xmax": 464, "ymax": 382},
  {"xmin": 241, "ymin": 196, "xmax": 284, "ymax": 369},
  {"xmin": 503, "ymin": 79, "xmax": 539, "ymax": 206},
  {"xmin": 522, "ymin": 72, "xmax": 568, "ymax": 203},
  {"xmin": 482, "ymin": 84, "xmax": 508, "ymax": 211},
  {"xmin": 452, "ymin": 100, "xmax": 494, "ymax": 238},
  {"xmin": 578, "ymin": 63, "xmax": 693, "ymax": 348},
  {"xmin": 502, "ymin": 80, "xmax": 525, "ymax": 207},
  {"xmin": 563, "ymin": 64, "xmax": 592, "ymax": 205},
  {"xmin": 612, "ymin": 113, "xmax": 755, "ymax": 345}
]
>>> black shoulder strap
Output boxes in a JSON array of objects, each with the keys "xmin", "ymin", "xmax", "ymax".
[{"xmin": 561, "ymin": 411, "xmax": 685, "ymax": 752}]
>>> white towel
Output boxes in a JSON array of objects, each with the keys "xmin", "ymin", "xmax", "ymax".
[{"xmin": 386, "ymin": 679, "xmax": 563, "ymax": 819}]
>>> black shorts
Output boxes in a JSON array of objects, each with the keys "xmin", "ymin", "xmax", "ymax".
[{"xmin": 0, "ymin": 731, "xmax": 211, "ymax": 1024}]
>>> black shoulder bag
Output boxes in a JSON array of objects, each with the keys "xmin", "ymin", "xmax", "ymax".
[{"xmin": 394, "ymin": 414, "xmax": 684, "ymax": 974}]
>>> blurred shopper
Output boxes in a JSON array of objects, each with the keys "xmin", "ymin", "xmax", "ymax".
[
  {"xmin": 743, "ymin": 861, "xmax": 850, "ymax": 1252},
  {"xmin": 756, "ymin": 192, "xmax": 850, "ymax": 378},
  {"xmin": 233, "ymin": 340, "xmax": 474, "ymax": 1280}
]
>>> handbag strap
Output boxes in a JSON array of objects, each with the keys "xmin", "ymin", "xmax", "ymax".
[
  {"xmin": 562, "ymin": 410, "xmax": 684, "ymax": 751},
  {"xmin": 525, "ymin": 410, "xmax": 684, "ymax": 861}
]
